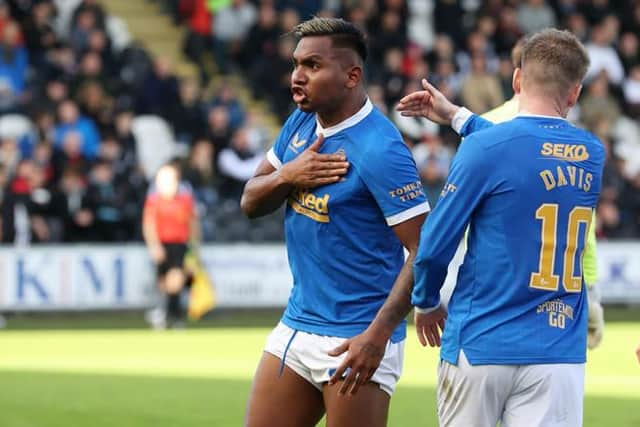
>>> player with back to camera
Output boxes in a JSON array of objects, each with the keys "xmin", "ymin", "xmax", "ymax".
[
  {"xmin": 241, "ymin": 17, "xmax": 429, "ymax": 427},
  {"xmin": 482, "ymin": 38, "xmax": 605, "ymax": 350},
  {"xmin": 397, "ymin": 29, "xmax": 605, "ymax": 426}
]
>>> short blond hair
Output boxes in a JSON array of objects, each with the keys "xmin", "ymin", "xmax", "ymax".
[{"xmin": 521, "ymin": 29, "xmax": 589, "ymax": 98}]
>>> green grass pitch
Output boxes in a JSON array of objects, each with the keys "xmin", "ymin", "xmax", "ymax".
[{"xmin": 0, "ymin": 318, "xmax": 639, "ymax": 426}]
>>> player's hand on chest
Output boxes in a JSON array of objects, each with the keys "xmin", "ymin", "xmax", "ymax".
[{"xmin": 281, "ymin": 133, "xmax": 350, "ymax": 189}]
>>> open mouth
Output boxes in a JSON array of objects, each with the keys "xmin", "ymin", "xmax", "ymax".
[{"xmin": 292, "ymin": 87, "xmax": 308, "ymax": 104}]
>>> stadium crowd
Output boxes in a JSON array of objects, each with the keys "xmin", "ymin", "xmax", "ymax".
[{"xmin": 0, "ymin": 0, "xmax": 638, "ymax": 244}]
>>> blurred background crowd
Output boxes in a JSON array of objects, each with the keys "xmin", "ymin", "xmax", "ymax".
[{"xmin": 0, "ymin": 0, "xmax": 638, "ymax": 244}]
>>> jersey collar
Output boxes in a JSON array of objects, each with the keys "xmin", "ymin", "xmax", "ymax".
[
  {"xmin": 517, "ymin": 111, "xmax": 567, "ymax": 121},
  {"xmin": 315, "ymin": 98, "xmax": 373, "ymax": 138}
]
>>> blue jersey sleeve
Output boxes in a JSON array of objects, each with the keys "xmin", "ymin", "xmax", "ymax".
[
  {"xmin": 267, "ymin": 110, "xmax": 307, "ymax": 169},
  {"xmin": 359, "ymin": 140, "xmax": 430, "ymax": 226},
  {"xmin": 460, "ymin": 114, "xmax": 495, "ymax": 138},
  {"xmin": 412, "ymin": 135, "xmax": 493, "ymax": 309}
]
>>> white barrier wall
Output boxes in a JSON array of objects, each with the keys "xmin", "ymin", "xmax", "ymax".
[
  {"xmin": 0, "ymin": 242, "xmax": 638, "ymax": 311},
  {"xmin": 0, "ymin": 244, "xmax": 292, "ymax": 311}
]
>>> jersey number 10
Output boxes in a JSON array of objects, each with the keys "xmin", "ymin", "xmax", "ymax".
[{"xmin": 529, "ymin": 203, "xmax": 592, "ymax": 293}]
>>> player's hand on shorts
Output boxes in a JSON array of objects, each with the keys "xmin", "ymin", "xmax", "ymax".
[
  {"xmin": 635, "ymin": 343, "xmax": 640, "ymax": 364},
  {"xmin": 279, "ymin": 134, "xmax": 349, "ymax": 188},
  {"xmin": 396, "ymin": 79, "xmax": 460, "ymax": 125},
  {"xmin": 327, "ymin": 328, "xmax": 387, "ymax": 396},
  {"xmin": 414, "ymin": 305, "xmax": 447, "ymax": 347},
  {"xmin": 587, "ymin": 292, "xmax": 604, "ymax": 350}
]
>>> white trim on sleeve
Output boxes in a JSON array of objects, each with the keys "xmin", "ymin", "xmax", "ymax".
[
  {"xmin": 414, "ymin": 303, "xmax": 441, "ymax": 314},
  {"xmin": 385, "ymin": 201, "xmax": 430, "ymax": 226},
  {"xmin": 266, "ymin": 147, "xmax": 282, "ymax": 170},
  {"xmin": 452, "ymin": 107, "xmax": 474, "ymax": 134}
]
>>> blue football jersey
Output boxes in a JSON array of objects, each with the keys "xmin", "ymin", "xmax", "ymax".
[
  {"xmin": 267, "ymin": 99, "xmax": 430, "ymax": 342},
  {"xmin": 412, "ymin": 114, "xmax": 605, "ymax": 364}
]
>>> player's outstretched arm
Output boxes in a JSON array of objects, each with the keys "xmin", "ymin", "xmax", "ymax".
[
  {"xmin": 241, "ymin": 134, "xmax": 349, "ymax": 218},
  {"xmin": 327, "ymin": 214, "xmax": 426, "ymax": 396}
]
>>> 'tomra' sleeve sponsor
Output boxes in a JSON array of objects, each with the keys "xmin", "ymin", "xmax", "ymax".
[
  {"xmin": 359, "ymin": 140, "xmax": 430, "ymax": 226},
  {"xmin": 412, "ymin": 136, "xmax": 493, "ymax": 310}
]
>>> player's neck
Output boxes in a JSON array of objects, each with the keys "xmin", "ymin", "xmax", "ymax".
[
  {"xmin": 316, "ymin": 91, "xmax": 368, "ymax": 128},
  {"xmin": 518, "ymin": 95, "xmax": 568, "ymax": 118}
]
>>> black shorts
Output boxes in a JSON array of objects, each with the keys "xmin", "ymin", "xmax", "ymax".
[{"xmin": 157, "ymin": 243, "xmax": 188, "ymax": 277}]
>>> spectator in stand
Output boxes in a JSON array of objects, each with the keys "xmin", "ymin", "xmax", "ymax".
[
  {"xmin": 113, "ymin": 106, "xmax": 139, "ymax": 164},
  {"xmin": 206, "ymin": 105, "xmax": 233, "ymax": 152},
  {"xmin": 76, "ymin": 80, "xmax": 114, "ymax": 134},
  {"xmin": 181, "ymin": 0, "xmax": 213, "ymax": 84},
  {"xmin": 71, "ymin": 0, "xmax": 106, "ymax": 32},
  {"xmin": 623, "ymin": 65, "xmax": 640, "ymax": 118},
  {"xmin": 209, "ymin": 82, "xmax": 245, "ymax": 130},
  {"xmin": 411, "ymin": 134, "xmax": 453, "ymax": 207},
  {"xmin": 182, "ymin": 139, "xmax": 218, "ymax": 240},
  {"xmin": 54, "ymin": 99, "xmax": 101, "ymax": 159},
  {"xmin": 240, "ymin": 2, "xmax": 279, "ymax": 70},
  {"xmin": 170, "ymin": 77, "xmax": 206, "ymax": 145},
  {"xmin": 70, "ymin": 9, "xmax": 98, "ymax": 54},
  {"xmin": 85, "ymin": 30, "xmax": 116, "ymax": 78},
  {"xmin": 183, "ymin": 138, "xmax": 218, "ymax": 193},
  {"xmin": 22, "ymin": 0, "xmax": 57, "ymax": 68},
  {"xmin": 580, "ymin": 72, "xmax": 622, "ymax": 130},
  {"xmin": 369, "ymin": 9, "xmax": 406, "ymax": 67},
  {"xmin": 137, "ymin": 57, "xmax": 179, "ymax": 119},
  {"xmin": 517, "ymin": 0, "xmax": 556, "ymax": 34},
  {"xmin": 0, "ymin": 135, "xmax": 20, "ymax": 176},
  {"xmin": 84, "ymin": 159, "xmax": 133, "ymax": 241},
  {"xmin": 377, "ymin": 47, "xmax": 406, "ymax": 106},
  {"xmin": 32, "ymin": 78, "xmax": 69, "ymax": 115},
  {"xmin": 0, "ymin": 21, "xmax": 28, "ymax": 112},
  {"xmin": 31, "ymin": 140, "xmax": 60, "ymax": 186},
  {"xmin": 217, "ymin": 125, "xmax": 263, "ymax": 200},
  {"xmin": 585, "ymin": 16, "xmax": 625, "ymax": 85},
  {"xmin": 212, "ymin": 0, "xmax": 257, "ymax": 74},
  {"xmin": 256, "ymin": 35, "xmax": 296, "ymax": 119},
  {"xmin": 618, "ymin": 32, "xmax": 639, "ymax": 73},
  {"xmin": 1, "ymin": 159, "xmax": 59, "ymax": 243},
  {"xmin": 495, "ymin": 6, "xmax": 524, "ymax": 54},
  {"xmin": 461, "ymin": 53, "xmax": 504, "ymax": 114},
  {"xmin": 58, "ymin": 167, "xmax": 93, "ymax": 241}
]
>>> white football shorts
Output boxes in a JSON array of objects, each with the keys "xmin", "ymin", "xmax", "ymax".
[
  {"xmin": 264, "ymin": 322, "xmax": 404, "ymax": 396},
  {"xmin": 438, "ymin": 350, "xmax": 585, "ymax": 427}
]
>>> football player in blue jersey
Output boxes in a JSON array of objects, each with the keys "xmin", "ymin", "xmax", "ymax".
[
  {"xmin": 241, "ymin": 17, "xmax": 430, "ymax": 427},
  {"xmin": 398, "ymin": 29, "xmax": 605, "ymax": 426}
]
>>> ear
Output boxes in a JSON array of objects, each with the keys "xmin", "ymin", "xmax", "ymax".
[
  {"xmin": 512, "ymin": 68, "xmax": 522, "ymax": 95},
  {"xmin": 345, "ymin": 65, "xmax": 362, "ymax": 89},
  {"xmin": 567, "ymin": 84, "xmax": 582, "ymax": 108}
]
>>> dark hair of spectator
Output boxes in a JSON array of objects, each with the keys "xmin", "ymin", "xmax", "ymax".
[
  {"xmin": 521, "ymin": 29, "xmax": 590, "ymax": 97},
  {"xmin": 293, "ymin": 17, "xmax": 367, "ymax": 63}
]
